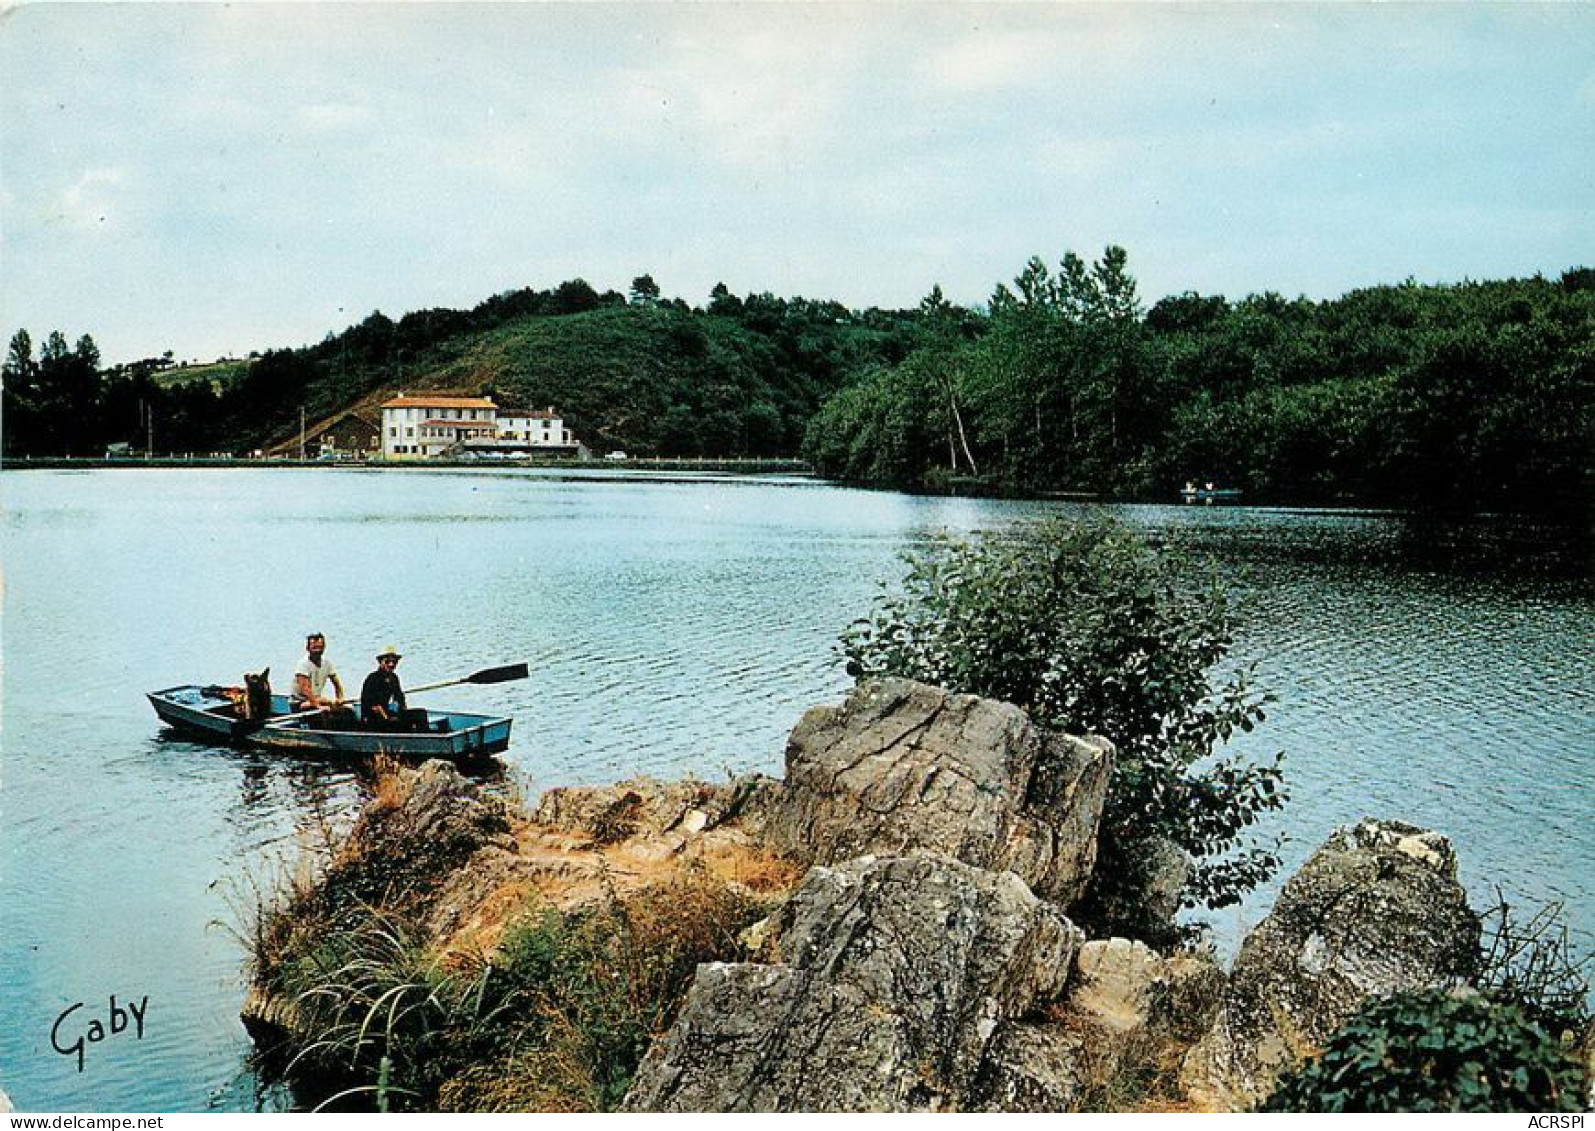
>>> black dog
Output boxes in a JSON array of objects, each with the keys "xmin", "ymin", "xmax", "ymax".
[{"xmin": 241, "ymin": 668, "xmax": 272, "ymax": 721}]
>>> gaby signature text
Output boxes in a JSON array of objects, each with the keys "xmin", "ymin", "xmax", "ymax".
[{"xmin": 51, "ymin": 995, "xmax": 149, "ymax": 1072}]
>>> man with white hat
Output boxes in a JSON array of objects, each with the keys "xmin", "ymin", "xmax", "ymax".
[{"xmin": 360, "ymin": 645, "xmax": 408, "ymax": 727}]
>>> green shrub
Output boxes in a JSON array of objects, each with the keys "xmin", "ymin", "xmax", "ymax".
[
  {"xmin": 1262, "ymin": 989, "xmax": 1587, "ymax": 1112},
  {"xmin": 841, "ymin": 517, "xmax": 1284, "ymax": 925}
]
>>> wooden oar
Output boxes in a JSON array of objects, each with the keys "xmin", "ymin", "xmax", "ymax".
[{"xmin": 268, "ymin": 662, "xmax": 531, "ymax": 725}]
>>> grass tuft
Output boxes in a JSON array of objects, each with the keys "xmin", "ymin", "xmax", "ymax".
[{"xmin": 252, "ymin": 866, "xmax": 772, "ymax": 1111}]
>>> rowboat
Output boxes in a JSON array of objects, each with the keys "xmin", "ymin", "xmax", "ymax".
[
  {"xmin": 147, "ymin": 684, "xmax": 512, "ymax": 761},
  {"xmin": 253, "ymin": 710, "xmax": 512, "ymax": 759},
  {"xmin": 1180, "ymin": 484, "xmax": 1244, "ymax": 503}
]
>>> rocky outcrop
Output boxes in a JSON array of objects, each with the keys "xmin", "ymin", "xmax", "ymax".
[
  {"xmin": 1069, "ymin": 938, "xmax": 1177, "ymax": 1033},
  {"xmin": 973, "ymin": 1023, "xmax": 1088, "ymax": 1112},
  {"xmin": 244, "ymin": 762, "xmax": 796, "ymax": 1038},
  {"xmin": 1181, "ymin": 819, "xmax": 1481, "ymax": 1110},
  {"xmin": 1078, "ymin": 833, "xmax": 1192, "ymax": 944},
  {"xmin": 964, "ymin": 940, "xmax": 1227, "ymax": 1114},
  {"xmin": 622, "ymin": 854, "xmax": 1084, "ymax": 1112},
  {"xmin": 320, "ymin": 759, "xmax": 514, "ymax": 919},
  {"xmin": 531, "ymin": 773, "xmax": 781, "ymax": 846},
  {"xmin": 765, "ymin": 679, "xmax": 1113, "ymax": 908},
  {"xmin": 245, "ymin": 683, "xmax": 1505, "ymax": 1116}
]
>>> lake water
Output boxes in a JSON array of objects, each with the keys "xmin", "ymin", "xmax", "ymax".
[{"xmin": 1, "ymin": 468, "xmax": 1590, "ymax": 1111}]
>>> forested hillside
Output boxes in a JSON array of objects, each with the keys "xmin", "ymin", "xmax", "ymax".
[
  {"xmin": 1, "ymin": 278, "xmax": 919, "ymax": 460},
  {"xmin": 5, "ymin": 257, "xmax": 1589, "ymax": 512},
  {"xmin": 805, "ymin": 251, "xmax": 1592, "ymax": 512}
]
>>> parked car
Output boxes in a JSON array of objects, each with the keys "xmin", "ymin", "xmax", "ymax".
[{"xmin": 605, "ymin": 450, "xmax": 629, "ymax": 461}]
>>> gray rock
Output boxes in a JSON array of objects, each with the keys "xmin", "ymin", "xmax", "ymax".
[
  {"xmin": 1137, "ymin": 835, "xmax": 1192, "ymax": 928},
  {"xmin": 320, "ymin": 758, "xmax": 513, "ymax": 916},
  {"xmin": 623, "ymin": 853, "xmax": 1084, "ymax": 1112},
  {"xmin": 1182, "ymin": 818, "xmax": 1480, "ymax": 1110},
  {"xmin": 1063, "ymin": 937, "xmax": 1224, "ymax": 1041},
  {"xmin": 530, "ymin": 773, "xmax": 780, "ymax": 845},
  {"xmin": 1160, "ymin": 951, "xmax": 1228, "ymax": 1042},
  {"xmin": 1076, "ymin": 833, "xmax": 1191, "ymax": 944},
  {"xmin": 972, "ymin": 1023, "xmax": 1087, "ymax": 1112},
  {"xmin": 1068, "ymin": 937, "xmax": 1169, "ymax": 1033},
  {"xmin": 765, "ymin": 679, "xmax": 1113, "ymax": 908}
]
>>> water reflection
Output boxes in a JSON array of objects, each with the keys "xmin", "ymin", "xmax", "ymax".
[{"xmin": 1, "ymin": 469, "xmax": 1588, "ymax": 1110}]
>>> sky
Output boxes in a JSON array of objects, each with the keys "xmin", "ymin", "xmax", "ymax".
[{"xmin": 1, "ymin": 2, "xmax": 1591, "ymax": 366}]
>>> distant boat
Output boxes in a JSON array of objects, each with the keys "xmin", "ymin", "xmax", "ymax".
[
  {"xmin": 1180, "ymin": 482, "xmax": 1244, "ymax": 503},
  {"xmin": 147, "ymin": 684, "xmax": 511, "ymax": 761}
]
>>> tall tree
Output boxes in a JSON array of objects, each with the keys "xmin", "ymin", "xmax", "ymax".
[
  {"xmin": 629, "ymin": 274, "xmax": 662, "ymax": 306},
  {"xmin": 707, "ymin": 282, "xmax": 743, "ymax": 317},
  {"xmin": 3, "ymin": 329, "xmax": 43, "ymax": 455},
  {"xmin": 32, "ymin": 331, "xmax": 105, "ymax": 455}
]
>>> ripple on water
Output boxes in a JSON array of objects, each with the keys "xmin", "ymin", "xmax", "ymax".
[{"xmin": 2, "ymin": 474, "xmax": 1589, "ymax": 1109}]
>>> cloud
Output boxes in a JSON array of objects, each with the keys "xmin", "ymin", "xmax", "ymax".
[
  {"xmin": 922, "ymin": 27, "xmax": 1062, "ymax": 93},
  {"xmin": 2, "ymin": 2, "xmax": 1589, "ymax": 364},
  {"xmin": 53, "ymin": 167, "xmax": 129, "ymax": 230},
  {"xmin": 603, "ymin": 13, "xmax": 882, "ymax": 170}
]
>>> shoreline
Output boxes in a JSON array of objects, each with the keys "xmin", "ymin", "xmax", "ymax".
[
  {"xmin": 3, "ymin": 458, "xmax": 1586, "ymax": 522},
  {"xmin": 0, "ymin": 455, "xmax": 812, "ymax": 474}
]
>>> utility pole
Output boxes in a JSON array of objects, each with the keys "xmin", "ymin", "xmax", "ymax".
[{"xmin": 299, "ymin": 406, "xmax": 306, "ymax": 461}]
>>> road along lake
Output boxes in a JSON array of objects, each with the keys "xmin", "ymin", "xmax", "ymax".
[{"xmin": 1, "ymin": 467, "xmax": 1589, "ymax": 1110}]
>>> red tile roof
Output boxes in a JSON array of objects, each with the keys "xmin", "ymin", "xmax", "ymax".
[{"xmin": 382, "ymin": 395, "xmax": 497, "ymax": 410}]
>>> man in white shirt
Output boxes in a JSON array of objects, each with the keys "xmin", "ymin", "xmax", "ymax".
[{"xmin": 291, "ymin": 632, "xmax": 346, "ymax": 711}]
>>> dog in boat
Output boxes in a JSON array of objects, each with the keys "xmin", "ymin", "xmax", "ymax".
[{"xmin": 240, "ymin": 668, "xmax": 273, "ymax": 721}]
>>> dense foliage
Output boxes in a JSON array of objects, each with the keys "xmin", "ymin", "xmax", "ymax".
[
  {"xmin": 430, "ymin": 300, "xmax": 914, "ymax": 458},
  {"xmin": 9, "ymin": 256, "xmax": 1589, "ymax": 511},
  {"xmin": 3, "ymin": 278, "xmax": 920, "ymax": 459},
  {"xmin": 840, "ymin": 517, "xmax": 1285, "ymax": 926},
  {"xmin": 1261, "ymin": 989, "xmax": 1588, "ymax": 1113},
  {"xmin": 806, "ymin": 249, "xmax": 1594, "ymax": 512}
]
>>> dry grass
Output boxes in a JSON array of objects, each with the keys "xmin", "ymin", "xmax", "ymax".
[
  {"xmin": 243, "ymin": 759, "xmax": 800, "ymax": 1112},
  {"xmin": 1048, "ymin": 1009, "xmax": 1195, "ymax": 1113},
  {"xmin": 437, "ymin": 1032, "xmax": 600, "ymax": 1113},
  {"xmin": 366, "ymin": 755, "xmax": 414, "ymax": 815},
  {"xmin": 252, "ymin": 860, "xmax": 776, "ymax": 1112}
]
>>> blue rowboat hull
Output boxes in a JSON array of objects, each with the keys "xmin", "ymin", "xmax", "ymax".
[
  {"xmin": 147, "ymin": 685, "xmax": 295, "ymax": 739},
  {"xmin": 254, "ymin": 711, "xmax": 512, "ymax": 760},
  {"xmin": 147, "ymin": 685, "xmax": 511, "ymax": 761}
]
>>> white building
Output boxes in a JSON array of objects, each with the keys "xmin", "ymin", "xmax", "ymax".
[
  {"xmin": 379, "ymin": 395, "xmax": 579, "ymax": 460},
  {"xmin": 380, "ymin": 394, "xmax": 499, "ymax": 460},
  {"xmin": 494, "ymin": 407, "xmax": 574, "ymax": 449}
]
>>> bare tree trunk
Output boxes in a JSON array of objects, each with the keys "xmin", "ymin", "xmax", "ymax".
[{"xmin": 950, "ymin": 398, "xmax": 978, "ymax": 477}]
